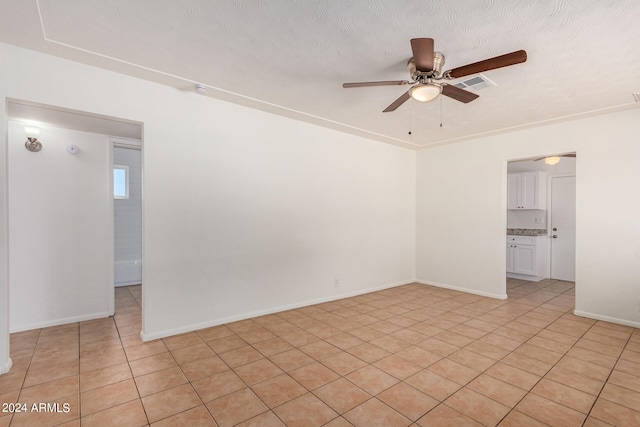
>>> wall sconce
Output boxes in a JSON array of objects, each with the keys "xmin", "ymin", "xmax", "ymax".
[{"xmin": 24, "ymin": 126, "xmax": 42, "ymax": 152}]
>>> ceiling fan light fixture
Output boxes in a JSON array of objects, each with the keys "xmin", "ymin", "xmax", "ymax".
[
  {"xmin": 410, "ymin": 83, "xmax": 441, "ymax": 102},
  {"xmin": 544, "ymin": 156, "xmax": 561, "ymax": 165}
]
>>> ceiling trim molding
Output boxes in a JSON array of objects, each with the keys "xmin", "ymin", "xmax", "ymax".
[
  {"xmin": 21, "ymin": 0, "xmax": 638, "ymax": 150},
  {"xmin": 416, "ymin": 102, "xmax": 640, "ymax": 150},
  {"xmin": 34, "ymin": 0, "xmax": 421, "ymax": 150}
]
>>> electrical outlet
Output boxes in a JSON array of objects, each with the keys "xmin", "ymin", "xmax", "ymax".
[
  {"xmin": 535, "ymin": 217, "xmax": 544, "ymax": 224},
  {"xmin": 334, "ymin": 279, "xmax": 340, "ymax": 288}
]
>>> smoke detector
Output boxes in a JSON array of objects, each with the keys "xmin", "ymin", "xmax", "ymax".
[{"xmin": 195, "ymin": 84, "xmax": 207, "ymax": 93}]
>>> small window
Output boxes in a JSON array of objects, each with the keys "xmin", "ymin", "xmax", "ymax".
[{"xmin": 114, "ymin": 165, "xmax": 129, "ymax": 199}]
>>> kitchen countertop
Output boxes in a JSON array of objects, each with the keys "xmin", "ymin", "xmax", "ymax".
[{"xmin": 507, "ymin": 228, "xmax": 548, "ymax": 236}]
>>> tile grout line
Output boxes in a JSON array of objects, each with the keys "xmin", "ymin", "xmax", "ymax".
[
  {"xmin": 423, "ymin": 281, "xmax": 575, "ymax": 425},
  {"xmin": 499, "ymin": 283, "xmax": 636, "ymax": 425},
  {"xmin": 493, "ymin": 295, "xmax": 592, "ymax": 426},
  {"xmin": 398, "ymin": 280, "xmax": 575, "ymax": 424},
  {"xmin": 12, "ymin": 282, "xmax": 638, "ymax": 426},
  {"xmin": 114, "ymin": 305, "xmax": 151, "ymax": 427},
  {"xmin": 580, "ymin": 323, "xmax": 636, "ymax": 426},
  {"xmin": 309, "ymin": 281, "xmax": 555, "ymax": 423},
  {"xmin": 305, "ymin": 281, "xmax": 567, "ymax": 424},
  {"xmin": 11, "ymin": 327, "xmax": 42, "ymax": 426}
]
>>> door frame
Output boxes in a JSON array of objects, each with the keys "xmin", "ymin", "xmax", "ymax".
[
  {"xmin": 504, "ymin": 154, "xmax": 578, "ymax": 299},
  {"xmin": 546, "ymin": 172, "xmax": 577, "ymax": 281}
]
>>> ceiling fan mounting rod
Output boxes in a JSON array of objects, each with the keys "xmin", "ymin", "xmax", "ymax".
[{"xmin": 414, "ymin": 75, "xmax": 433, "ymax": 85}]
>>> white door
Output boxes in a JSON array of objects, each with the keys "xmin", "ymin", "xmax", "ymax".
[{"xmin": 550, "ymin": 175, "xmax": 576, "ymax": 281}]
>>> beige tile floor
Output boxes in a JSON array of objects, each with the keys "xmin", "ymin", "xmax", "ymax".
[{"xmin": 1, "ymin": 279, "xmax": 639, "ymax": 426}]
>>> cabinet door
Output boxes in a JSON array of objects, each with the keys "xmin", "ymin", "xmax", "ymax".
[
  {"xmin": 507, "ymin": 174, "xmax": 520, "ymax": 209},
  {"xmin": 506, "ymin": 245, "xmax": 514, "ymax": 273},
  {"xmin": 520, "ymin": 173, "xmax": 538, "ymax": 209},
  {"xmin": 513, "ymin": 245, "xmax": 536, "ymax": 275}
]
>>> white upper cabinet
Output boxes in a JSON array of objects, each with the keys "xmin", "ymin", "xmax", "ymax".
[{"xmin": 507, "ymin": 172, "xmax": 546, "ymax": 210}]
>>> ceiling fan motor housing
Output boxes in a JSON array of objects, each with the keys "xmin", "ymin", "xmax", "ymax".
[{"xmin": 408, "ymin": 52, "xmax": 445, "ymax": 82}]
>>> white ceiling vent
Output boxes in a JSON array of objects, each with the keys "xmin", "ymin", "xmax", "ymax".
[{"xmin": 453, "ymin": 74, "xmax": 497, "ymax": 91}]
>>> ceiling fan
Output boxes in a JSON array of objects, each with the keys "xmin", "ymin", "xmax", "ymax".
[{"xmin": 343, "ymin": 38, "xmax": 527, "ymax": 112}]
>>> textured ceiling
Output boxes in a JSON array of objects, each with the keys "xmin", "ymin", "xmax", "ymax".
[{"xmin": 1, "ymin": 0, "xmax": 639, "ymax": 149}]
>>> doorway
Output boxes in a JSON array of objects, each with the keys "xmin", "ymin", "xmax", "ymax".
[
  {"xmin": 549, "ymin": 174, "xmax": 576, "ymax": 281},
  {"xmin": 6, "ymin": 100, "xmax": 143, "ymax": 332},
  {"xmin": 113, "ymin": 141, "xmax": 143, "ymax": 287},
  {"xmin": 506, "ymin": 155, "xmax": 577, "ymax": 284}
]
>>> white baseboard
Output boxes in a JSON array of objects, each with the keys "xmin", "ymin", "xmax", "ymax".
[
  {"xmin": 9, "ymin": 311, "xmax": 112, "ymax": 333},
  {"xmin": 416, "ymin": 279, "xmax": 508, "ymax": 300},
  {"xmin": 115, "ymin": 281, "xmax": 142, "ymax": 287},
  {"xmin": 0, "ymin": 357, "xmax": 12, "ymax": 375},
  {"xmin": 573, "ymin": 310, "xmax": 640, "ymax": 329},
  {"xmin": 506, "ymin": 273, "xmax": 546, "ymax": 282},
  {"xmin": 141, "ymin": 279, "xmax": 416, "ymax": 341}
]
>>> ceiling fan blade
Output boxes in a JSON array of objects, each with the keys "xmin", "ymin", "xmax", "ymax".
[
  {"xmin": 343, "ymin": 80, "xmax": 410, "ymax": 88},
  {"xmin": 446, "ymin": 50, "xmax": 527, "ymax": 79},
  {"xmin": 441, "ymin": 84, "xmax": 479, "ymax": 103},
  {"xmin": 410, "ymin": 38, "xmax": 434, "ymax": 72},
  {"xmin": 383, "ymin": 91, "xmax": 411, "ymax": 112}
]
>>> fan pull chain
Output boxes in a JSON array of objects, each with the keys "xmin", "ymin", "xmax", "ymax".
[
  {"xmin": 440, "ymin": 96, "xmax": 443, "ymax": 128},
  {"xmin": 408, "ymin": 98, "xmax": 413, "ymax": 137}
]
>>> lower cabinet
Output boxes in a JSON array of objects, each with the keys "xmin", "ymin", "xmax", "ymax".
[{"xmin": 506, "ymin": 235, "xmax": 548, "ymax": 281}]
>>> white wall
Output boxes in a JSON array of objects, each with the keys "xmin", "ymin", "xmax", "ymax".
[
  {"xmin": 8, "ymin": 121, "xmax": 112, "ymax": 332},
  {"xmin": 575, "ymin": 112, "xmax": 640, "ymax": 326},
  {"xmin": 416, "ymin": 140, "xmax": 512, "ymax": 299},
  {"xmin": 114, "ymin": 147, "xmax": 142, "ymax": 262},
  {"xmin": 143, "ymin": 104, "xmax": 416, "ymax": 338},
  {"xmin": 0, "ymin": 103, "xmax": 7, "ymax": 374},
  {"xmin": 506, "ymin": 210, "xmax": 547, "ymax": 230},
  {"xmin": 0, "ymin": 42, "xmax": 416, "ymax": 362},
  {"xmin": 416, "ymin": 108, "xmax": 640, "ymax": 326}
]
